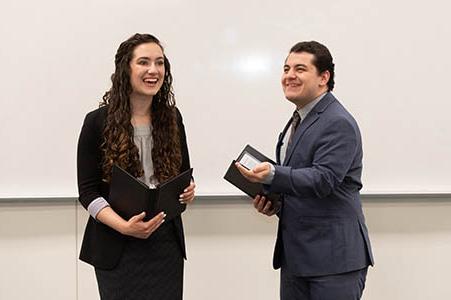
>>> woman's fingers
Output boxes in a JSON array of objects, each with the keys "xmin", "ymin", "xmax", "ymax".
[
  {"xmin": 180, "ymin": 181, "xmax": 196, "ymax": 204},
  {"xmin": 126, "ymin": 212, "xmax": 166, "ymax": 239}
]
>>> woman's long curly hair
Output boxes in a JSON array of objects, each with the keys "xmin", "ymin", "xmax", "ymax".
[{"xmin": 100, "ymin": 33, "xmax": 181, "ymax": 183}]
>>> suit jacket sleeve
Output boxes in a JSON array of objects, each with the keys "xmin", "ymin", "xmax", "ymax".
[
  {"xmin": 77, "ymin": 111, "xmax": 104, "ymax": 210},
  {"xmin": 270, "ymin": 117, "xmax": 359, "ymax": 199}
]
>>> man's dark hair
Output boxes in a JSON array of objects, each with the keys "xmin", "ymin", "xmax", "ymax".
[{"xmin": 290, "ymin": 41, "xmax": 335, "ymax": 91}]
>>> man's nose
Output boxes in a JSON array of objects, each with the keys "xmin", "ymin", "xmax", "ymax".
[{"xmin": 285, "ymin": 69, "xmax": 296, "ymax": 78}]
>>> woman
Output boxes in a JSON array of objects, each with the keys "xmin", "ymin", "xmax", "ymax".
[{"xmin": 77, "ymin": 33, "xmax": 195, "ymax": 299}]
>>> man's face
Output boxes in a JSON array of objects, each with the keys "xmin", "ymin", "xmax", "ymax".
[{"xmin": 281, "ymin": 52, "xmax": 329, "ymax": 107}]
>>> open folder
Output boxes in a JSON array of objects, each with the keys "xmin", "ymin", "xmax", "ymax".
[
  {"xmin": 224, "ymin": 145, "xmax": 280, "ymax": 203},
  {"xmin": 109, "ymin": 165, "xmax": 193, "ymax": 221}
]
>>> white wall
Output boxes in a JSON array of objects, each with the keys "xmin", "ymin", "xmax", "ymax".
[
  {"xmin": 1, "ymin": 196, "xmax": 451, "ymax": 300},
  {"xmin": 2, "ymin": 0, "xmax": 451, "ymax": 197}
]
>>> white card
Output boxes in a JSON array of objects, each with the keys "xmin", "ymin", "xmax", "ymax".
[{"xmin": 238, "ymin": 152, "xmax": 261, "ymax": 170}]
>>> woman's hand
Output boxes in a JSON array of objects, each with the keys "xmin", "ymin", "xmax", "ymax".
[
  {"xmin": 121, "ymin": 211, "xmax": 166, "ymax": 239},
  {"xmin": 179, "ymin": 180, "xmax": 196, "ymax": 204}
]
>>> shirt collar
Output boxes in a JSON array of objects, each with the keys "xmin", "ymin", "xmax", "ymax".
[{"xmin": 297, "ymin": 92, "xmax": 327, "ymax": 121}]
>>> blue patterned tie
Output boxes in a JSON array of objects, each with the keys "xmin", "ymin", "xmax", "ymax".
[{"xmin": 288, "ymin": 111, "xmax": 301, "ymax": 146}]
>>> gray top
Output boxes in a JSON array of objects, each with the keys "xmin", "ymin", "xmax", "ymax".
[
  {"xmin": 87, "ymin": 124, "xmax": 156, "ymax": 219},
  {"xmin": 133, "ymin": 125, "xmax": 158, "ymax": 188}
]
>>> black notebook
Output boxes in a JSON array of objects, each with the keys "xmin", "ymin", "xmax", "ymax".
[
  {"xmin": 109, "ymin": 165, "xmax": 193, "ymax": 221},
  {"xmin": 224, "ymin": 145, "xmax": 280, "ymax": 203}
]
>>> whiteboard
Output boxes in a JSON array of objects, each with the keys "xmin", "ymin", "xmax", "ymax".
[{"xmin": 1, "ymin": 0, "xmax": 450, "ymax": 197}]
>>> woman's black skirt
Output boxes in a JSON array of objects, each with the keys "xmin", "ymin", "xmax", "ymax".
[{"xmin": 95, "ymin": 221, "xmax": 184, "ymax": 300}]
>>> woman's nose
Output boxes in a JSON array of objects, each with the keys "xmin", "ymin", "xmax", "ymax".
[{"xmin": 147, "ymin": 63, "xmax": 157, "ymax": 73}]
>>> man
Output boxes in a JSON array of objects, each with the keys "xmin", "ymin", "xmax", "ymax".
[{"xmin": 236, "ymin": 41, "xmax": 374, "ymax": 300}]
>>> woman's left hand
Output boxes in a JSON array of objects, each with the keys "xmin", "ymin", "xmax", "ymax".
[{"xmin": 180, "ymin": 180, "xmax": 196, "ymax": 204}]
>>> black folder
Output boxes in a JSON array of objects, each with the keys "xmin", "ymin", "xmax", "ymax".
[
  {"xmin": 109, "ymin": 165, "xmax": 193, "ymax": 221},
  {"xmin": 224, "ymin": 145, "xmax": 280, "ymax": 203}
]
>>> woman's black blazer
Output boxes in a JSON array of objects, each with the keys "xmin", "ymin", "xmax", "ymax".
[{"xmin": 77, "ymin": 105, "xmax": 190, "ymax": 270}]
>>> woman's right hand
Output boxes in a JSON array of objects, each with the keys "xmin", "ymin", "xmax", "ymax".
[
  {"xmin": 121, "ymin": 211, "xmax": 166, "ymax": 239},
  {"xmin": 96, "ymin": 207, "xmax": 166, "ymax": 239}
]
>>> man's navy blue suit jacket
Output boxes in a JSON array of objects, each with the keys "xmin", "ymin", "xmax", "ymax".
[{"xmin": 268, "ymin": 92, "xmax": 374, "ymax": 277}]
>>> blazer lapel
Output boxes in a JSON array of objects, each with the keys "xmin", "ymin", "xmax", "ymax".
[
  {"xmin": 283, "ymin": 113, "xmax": 319, "ymax": 165},
  {"xmin": 283, "ymin": 93, "xmax": 336, "ymax": 166},
  {"xmin": 276, "ymin": 119, "xmax": 292, "ymax": 165}
]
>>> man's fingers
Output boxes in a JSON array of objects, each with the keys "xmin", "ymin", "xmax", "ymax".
[
  {"xmin": 253, "ymin": 163, "xmax": 268, "ymax": 173},
  {"xmin": 235, "ymin": 162, "xmax": 248, "ymax": 174},
  {"xmin": 262, "ymin": 200, "xmax": 273, "ymax": 215},
  {"xmin": 235, "ymin": 162, "xmax": 255, "ymax": 178},
  {"xmin": 253, "ymin": 195, "xmax": 261, "ymax": 208},
  {"xmin": 253, "ymin": 196, "xmax": 274, "ymax": 215},
  {"xmin": 256, "ymin": 196, "xmax": 267, "ymax": 212},
  {"xmin": 236, "ymin": 162, "xmax": 268, "ymax": 183}
]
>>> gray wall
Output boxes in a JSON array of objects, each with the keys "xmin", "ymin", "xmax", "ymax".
[{"xmin": 1, "ymin": 195, "xmax": 451, "ymax": 299}]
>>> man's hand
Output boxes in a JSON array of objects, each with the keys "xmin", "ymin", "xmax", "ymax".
[
  {"xmin": 235, "ymin": 161, "xmax": 272, "ymax": 183},
  {"xmin": 253, "ymin": 195, "xmax": 279, "ymax": 216}
]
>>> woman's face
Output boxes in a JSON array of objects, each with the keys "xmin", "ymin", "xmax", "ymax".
[{"xmin": 129, "ymin": 42, "xmax": 165, "ymax": 99}]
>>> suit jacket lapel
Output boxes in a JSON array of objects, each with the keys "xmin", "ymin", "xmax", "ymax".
[
  {"xmin": 283, "ymin": 113, "xmax": 319, "ymax": 165},
  {"xmin": 282, "ymin": 93, "xmax": 336, "ymax": 166},
  {"xmin": 276, "ymin": 119, "xmax": 292, "ymax": 165}
]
